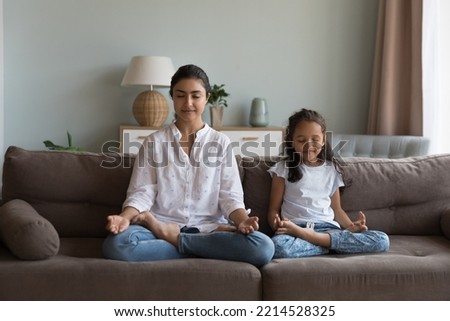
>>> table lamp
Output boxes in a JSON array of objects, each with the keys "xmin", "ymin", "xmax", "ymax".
[{"xmin": 121, "ymin": 56, "xmax": 175, "ymax": 126}]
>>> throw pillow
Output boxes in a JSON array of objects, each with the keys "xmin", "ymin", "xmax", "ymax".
[{"xmin": 0, "ymin": 199, "xmax": 60, "ymax": 260}]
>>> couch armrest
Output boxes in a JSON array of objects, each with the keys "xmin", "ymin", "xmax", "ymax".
[
  {"xmin": 0, "ymin": 199, "xmax": 60, "ymax": 260},
  {"xmin": 331, "ymin": 134, "xmax": 430, "ymax": 158},
  {"xmin": 441, "ymin": 208, "xmax": 450, "ymax": 239}
]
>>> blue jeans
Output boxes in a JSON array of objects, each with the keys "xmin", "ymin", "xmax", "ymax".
[
  {"xmin": 102, "ymin": 225, "xmax": 275, "ymax": 267},
  {"xmin": 272, "ymin": 222, "xmax": 390, "ymax": 259}
]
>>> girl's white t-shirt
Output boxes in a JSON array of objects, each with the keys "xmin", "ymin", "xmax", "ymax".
[{"xmin": 268, "ymin": 160, "xmax": 344, "ymax": 227}]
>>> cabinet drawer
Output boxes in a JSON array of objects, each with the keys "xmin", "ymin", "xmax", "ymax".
[
  {"xmin": 220, "ymin": 129, "xmax": 284, "ymax": 157},
  {"xmin": 120, "ymin": 126, "xmax": 158, "ymax": 155}
]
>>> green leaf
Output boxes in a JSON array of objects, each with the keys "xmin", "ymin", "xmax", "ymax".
[
  {"xmin": 43, "ymin": 140, "xmax": 65, "ymax": 150},
  {"xmin": 43, "ymin": 131, "xmax": 84, "ymax": 152},
  {"xmin": 67, "ymin": 131, "xmax": 72, "ymax": 147},
  {"xmin": 208, "ymin": 83, "xmax": 230, "ymax": 107}
]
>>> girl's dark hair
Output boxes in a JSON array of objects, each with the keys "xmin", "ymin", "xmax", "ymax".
[
  {"xmin": 169, "ymin": 64, "xmax": 211, "ymax": 98},
  {"xmin": 284, "ymin": 108, "xmax": 345, "ymax": 185}
]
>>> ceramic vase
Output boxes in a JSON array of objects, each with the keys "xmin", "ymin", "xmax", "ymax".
[{"xmin": 249, "ymin": 98, "xmax": 269, "ymax": 127}]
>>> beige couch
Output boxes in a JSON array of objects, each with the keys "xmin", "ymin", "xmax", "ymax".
[{"xmin": 1, "ymin": 146, "xmax": 450, "ymax": 300}]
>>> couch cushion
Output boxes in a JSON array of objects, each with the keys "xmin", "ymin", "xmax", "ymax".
[
  {"xmin": 0, "ymin": 237, "xmax": 262, "ymax": 300},
  {"xmin": 240, "ymin": 157, "xmax": 278, "ymax": 236},
  {"xmin": 261, "ymin": 235, "xmax": 450, "ymax": 300},
  {"xmin": 2, "ymin": 146, "xmax": 133, "ymax": 237},
  {"xmin": 241, "ymin": 154, "xmax": 450, "ymax": 236},
  {"xmin": 0, "ymin": 199, "xmax": 60, "ymax": 260},
  {"xmin": 441, "ymin": 208, "xmax": 450, "ymax": 239},
  {"xmin": 339, "ymin": 155, "xmax": 450, "ymax": 235}
]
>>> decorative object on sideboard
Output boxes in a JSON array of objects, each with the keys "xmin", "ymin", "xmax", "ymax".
[
  {"xmin": 208, "ymin": 84, "xmax": 230, "ymax": 129},
  {"xmin": 249, "ymin": 97, "xmax": 269, "ymax": 127},
  {"xmin": 43, "ymin": 131, "xmax": 84, "ymax": 151},
  {"xmin": 121, "ymin": 56, "xmax": 175, "ymax": 127}
]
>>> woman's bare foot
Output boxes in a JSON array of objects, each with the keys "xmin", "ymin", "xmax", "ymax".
[{"xmin": 133, "ymin": 211, "xmax": 180, "ymax": 247}]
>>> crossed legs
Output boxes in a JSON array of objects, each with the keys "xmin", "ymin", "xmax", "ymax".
[{"xmin": 102, "ymin": 212, "xmax": 274, "ymax": 267}]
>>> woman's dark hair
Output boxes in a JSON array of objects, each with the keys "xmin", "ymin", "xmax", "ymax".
[
  {"xmin": 169, "ymin": 64, "xmax": 211, "ymax": 98},
  {"xmin": 284, "ymin": 108, "xmax": 345, "ymax": 185}
]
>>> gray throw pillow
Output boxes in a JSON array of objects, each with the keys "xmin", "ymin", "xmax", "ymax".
[{"xmin": 0, "ymin": 199, "xmax": 60, "ymax": 260}]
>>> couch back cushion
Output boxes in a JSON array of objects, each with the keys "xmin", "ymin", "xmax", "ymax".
[
  {"xmin": 2, "ymin": 146, "xmax": 133, "ymax": 237},
  {"xmin": 4, "ymin": 147, "xmax": 450, "ymax": 238},
  {"xmin": 239, "ymin": 157, "xmax": 278, "ymax": 236},
  {"xmin": 338, "ymin": 155, "xmax": 450, "ymax": 235},
  {"xmin": 241, "ymin": 154, "xmax": 450, "ymax": 236}
]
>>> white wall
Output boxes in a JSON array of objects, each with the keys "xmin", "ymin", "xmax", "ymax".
[
  {"xmin": 1, "ymin": 0, "xmax": 4, "ymax": 192},
  {"xmin": 3, "ymin": 0, "xmax": 379, "ymax": 153}
]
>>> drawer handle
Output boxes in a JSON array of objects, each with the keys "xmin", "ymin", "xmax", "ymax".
[
  {"xmin": 241, "ymin": 136, "xmax": 259, "ymax": 141},
  {"xmin": 137, "ymin": 136, "xmax": 148, "ymax": 139}
]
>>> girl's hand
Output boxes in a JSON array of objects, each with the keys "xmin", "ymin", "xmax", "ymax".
[
  {"xmin": 238, "ymin": 216, "xmax": 259, "ymax": 234},
  {"xmin": 272, "ymin": 213, "xmax": 283, "ymax": 230},
  {"xmin": 346, "ymin": 211, "xmax": 368, "ymax": 232},
  {"xmin": 274, "ymin": 218, "xmax": 298, "ymax": 235}
]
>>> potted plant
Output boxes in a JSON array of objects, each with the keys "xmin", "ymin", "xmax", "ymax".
[
  {"xmin": 208, "ymin": 84, "xmax": 230, "ymax": 129},
  {"xmin": 43, "ymin": 131, "xmax": 84, "ymax": 152}
]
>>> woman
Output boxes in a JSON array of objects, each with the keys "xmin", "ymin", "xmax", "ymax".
[{"xmin": 102, "ymin": 64, "xmax": 274, "ymax": 267}]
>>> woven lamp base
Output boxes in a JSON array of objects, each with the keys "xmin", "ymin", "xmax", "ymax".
[{"xmin": 132, "ymin": 90, "xmax": 169, "ymax": 127}]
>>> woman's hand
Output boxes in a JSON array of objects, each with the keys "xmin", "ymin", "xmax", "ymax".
[
  {"xmin": 105, "ymin": 215, "xmax": 130, "ymax": 234},
  {"xmin": 237, "ymin": 216, "xmax": 259, "ymax": 234},
  {"xmin": 215, "ymin": 224, "xmax": 237, "ymax": 232},
  {"xmin": 106, "ymin": 207, "xmax": 139, "ymax": 234},
  {"xmin": 346, "ymin": 211, "xmax": 368, "ymax": 232}
]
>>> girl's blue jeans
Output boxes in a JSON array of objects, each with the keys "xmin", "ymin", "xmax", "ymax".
[
  {"xmin": 102, "ymin": 225, "xmax": 275, "ymax": 267},
  {"xmin": 272, "ymin": 222, "xmax": 390, "ymax": 259}
]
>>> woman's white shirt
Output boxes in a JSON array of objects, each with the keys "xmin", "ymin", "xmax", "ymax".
[{"xmin": 123, "ymin": 122, "xmax": 245, "ymax": 233}]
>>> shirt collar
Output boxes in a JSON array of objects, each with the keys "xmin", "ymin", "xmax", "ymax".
[
  {"xmin": 196, "ymin": 122, "xmax": 210, "ymax": 138},
  {"xmin": 169, "ymin": 121, "xmax": 210, "ymax": 141},
  {"xmin": 169, "ymin": 121, "xmax": 181, "ymax": 141}
]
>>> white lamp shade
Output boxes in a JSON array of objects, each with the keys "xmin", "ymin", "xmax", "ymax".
[{"xmin": 121, "ymin": 56, "xmax": 175, "ymax": 87}]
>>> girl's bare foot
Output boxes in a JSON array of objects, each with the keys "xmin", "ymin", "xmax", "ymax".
[
  {"xmin": 134, "ymin": 211, "xmax": 180, "ymax": 247},
  {"xmin": 277, "ymin": 221, "xmax": 331, "ymax": 247},
  {"xmin": 298, "ymin": 226, "xmax": 331, "ymax": 247}
]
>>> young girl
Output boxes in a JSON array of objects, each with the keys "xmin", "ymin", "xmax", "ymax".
[
  {"xmin": 268, "ymin": 108, "xmax": 389, "ymax": 258},
  {"xmin": 102, "ymin": 64, "xmax": 274, "ymax": 267}
]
